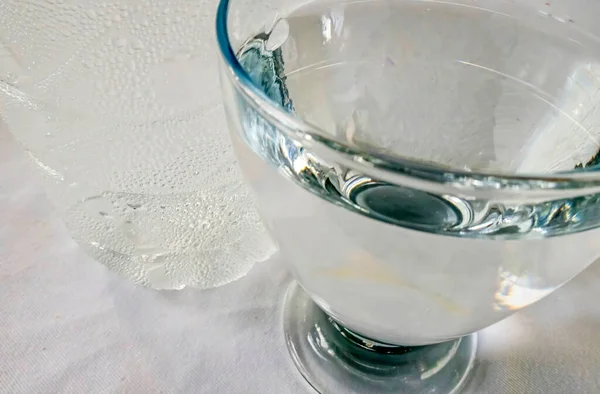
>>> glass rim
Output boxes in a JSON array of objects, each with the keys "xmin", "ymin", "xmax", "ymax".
[{"xmin": 215, "ymin": 0, "xmax": 600, "ymax": 194}]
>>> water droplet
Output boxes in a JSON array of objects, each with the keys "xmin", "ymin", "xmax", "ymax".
[
  {"xmin": 81, "ymin": 196, "xmax": 116, "ymax": 219},
  {"xmin": 266, "ymin": 18, "xmax": 290, "ymax": 51},
  {"xmin": 131, "ymin": 38, "xmax": 144, "ymax": 50}
]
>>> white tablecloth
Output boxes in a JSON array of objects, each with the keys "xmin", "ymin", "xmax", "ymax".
[{"xmin": 2, "ymin": 124, "xmax": 600, "ymax": 394}]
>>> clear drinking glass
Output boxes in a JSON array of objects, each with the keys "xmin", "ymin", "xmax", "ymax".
[
  {"xmin": 0, "ymin": 0, "xmax": 275, "ymax": 290},
  {"xmin": 217, "ymin": 0, "xmax": 600, "ymax": 392}
]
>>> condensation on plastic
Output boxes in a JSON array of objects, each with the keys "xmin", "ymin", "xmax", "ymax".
[{"xmin": 0, "ymin": 0, "xmax": 275, "ymax": 290}]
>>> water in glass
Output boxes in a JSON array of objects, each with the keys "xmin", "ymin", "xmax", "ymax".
[{"xmin": 232, "ymin": 0, "xmax": 600, "ymax": 345}]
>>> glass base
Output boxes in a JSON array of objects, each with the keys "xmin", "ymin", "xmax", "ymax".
[{"xmin": 283, "ymin": 282, "xmax": 477, "ymax": 394}]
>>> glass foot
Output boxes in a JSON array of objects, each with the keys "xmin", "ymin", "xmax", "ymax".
[{"xmin": 283, "ymin": 282, "xmax": 477, "ymax": 394}]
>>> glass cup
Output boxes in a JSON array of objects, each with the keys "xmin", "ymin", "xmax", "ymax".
[
  {"xmin": 217, "ymin": 0, "xmax": 600, "ymax": 392},
  {"xmin": 0, "ymin": 0, "xmax": 274, "ymax": 290}
]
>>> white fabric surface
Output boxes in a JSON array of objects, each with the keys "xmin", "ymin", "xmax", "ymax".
[{"xmin": 2, "ymin": 124, "xmax": 600, "ymax": 394}]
